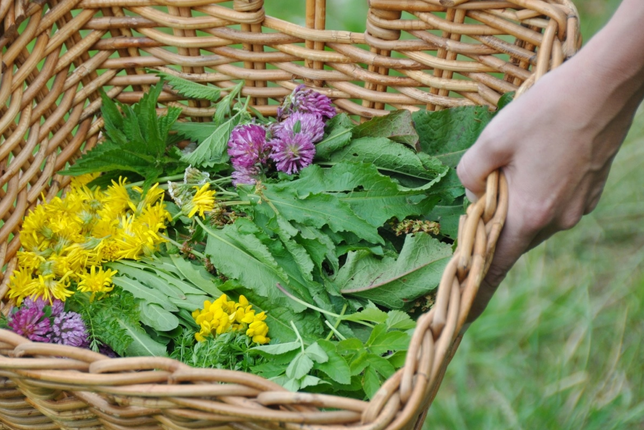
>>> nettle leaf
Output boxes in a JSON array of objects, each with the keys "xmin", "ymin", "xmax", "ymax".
[
  {"xmin": 336, "ymin": 233, "xmax": 452, "ymax": 309},
  {"xmin": 352, "ymin": 109, "xmax": 418, "ymax": 148},
  {"xmin": 412, "ymin": 105, "xmax": 494, "ymax": 168},
  {"xmin": 324, "ymin": 137, "xmax": 447, "ymax": 182},
  {"xmin": 157, "ymin": 71, "xmax": 223, "ymax": 102},
  {"xmin": 315, "ymin": 113, "xmax": 354, "ymax": 159},
  {"xmin": 180, "ymin": 113, "xmax": 239, "ymax": 168},
  {"xmin": 173, "ymin": 122, "xmax": 219, "ymax": 144}
]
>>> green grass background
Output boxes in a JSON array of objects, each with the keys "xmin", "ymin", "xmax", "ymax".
[{"xmin": 423, "ymin": 1, "xmax": 644, "ymax": 428}]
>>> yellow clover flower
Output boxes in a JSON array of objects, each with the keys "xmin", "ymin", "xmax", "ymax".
[{"xmin": 192, "ymin": 294, "xmax": 270, "ymax": 344}]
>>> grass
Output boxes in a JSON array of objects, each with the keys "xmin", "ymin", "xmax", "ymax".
[{"xmin": 425, "ymin": 2, "xmax": 644, "ymax": 428}]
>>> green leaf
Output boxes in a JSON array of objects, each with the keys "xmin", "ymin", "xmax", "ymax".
[
  {"xmin": 299, "ymin": 375, "xmax": 328, "ymax": 390},
  {"xmin": 111, "ymin": 275, "xmax": 179, "ymax": 312},
  {"xmin": 118, "ymin": 318, "xmax": 168, "ymax": 357},
  {"xmin": 315, "ymin": 340, "xmax": 352, "ymax": 385},
  {"xmin": 325, "ymin": 137, "xmax": 447, "ymax": 181},
  {"xmin": 286, "ymin": 352, "xmax": 314, "ymax": 380},
  {"xmin": 173, "ymin": 122, "xmax": 220, "ymax": 144},
  {"xmin": 305, "ymin": 342, "xmax": 328, "ymax": 364},
  {"xmin": 315, "ymin": 113, "xmax": 354, "ymax": 159},
  {"xmin": 181, "ymin": 114, "xmax": 238, "ymax": 168},
  {"xmin": 412, "ymin": 105, "xmax": 494, "ymax": 168},
  {"xmin": 337, "ymin": 233, "xmax": 452, "ymax": 309},
  {"xmin": 368, "ymin": 330, "xmax": 410, "ymax": 356},
  {"xmin": 387, "ymin": 351, "xmax": 407, "ymax": 368},
  {"xmin": 157, "ymin": 71, "xmax": 223, "ymax": 102},
  {"xmin": 352, "ymin": 109, "xmax": 418, "ymax": 147},
  {"xmin": 257, "ymin": 184, "xmax": 384, "ymax": 245},
  {"xmin": 336, "ymin": 338, "xmax": 364, "ymax": 356},
  {"xmin": 139, "ymin": 303, "xmax": 180, "ymax": 332},
  {"xmin": 363, "ymin": 366, "xmax": 381, "ymax": 399},
  {"xmin": 385, "ymin": 310, "xmax": 416, "ymax": 330},
  {"xmin": 203, "ymin": 220, "xmax": 305, "ymax": 312},
  {"xmin": 342, "ymin": 307, "xmax": 388, "ymax": 325},
  {"xmin": 253, "ymin": 341, "xmax": 301, "ymax": 356},
  {"xmin": 497, "ymin": 91, "xmax": 515, "ymax": 110}
]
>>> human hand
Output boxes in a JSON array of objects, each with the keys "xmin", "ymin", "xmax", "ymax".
[{"xmin": 456, "ymin": 38, "xmax": 644, "ymax": 322}]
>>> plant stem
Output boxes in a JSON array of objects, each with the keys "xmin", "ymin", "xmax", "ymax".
[
  {"xmin": 126, "ymin": 174, "xmax": 184, "ymax": 188},
  {"xmin": 160, "ymin": 234, "xmax": 206, "ymax": 259},
  {"xmin": 275, "ymin": 283, "xmax": 341, "ymax": 319},
  {"xmin": 290, "ymin": 321, "xmax": 306, "ymax": 353},
  {"xmin": 325, "ymin": 321, "xmax": 346, "ymax": 341},
  {"xmin": 326, "ymin": 303, "xmax": 348, "ymax": 341}
]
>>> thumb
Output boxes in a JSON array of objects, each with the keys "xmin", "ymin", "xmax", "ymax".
[{"xmin": 456, "ymin": 133, "xmax": 510, "ymax": 197}]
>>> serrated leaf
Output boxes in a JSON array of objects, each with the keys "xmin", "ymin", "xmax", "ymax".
[
  {"xmin": 181, "ymin": 114, "xmax": 238, "ymax": 168},
  {"xmin": 139, "ymin": 303, "xmax": 180, "ymax": 332},
  {"xmin": 315, "ymin": 340, "xmax": 351, "ymax": 385},
  {"xmin": 158, "ymin": 71, "xmax": 223, "ymax": 102},
  {"xmin": 325, "ymin": 137, "xmax": 447, "ymax": 182},
  {"xmin": 412, "ymin": 105, "xmax": 494, "ymax": 168},
  {"xmin": 352, "ymin": 109, "xmax": 418, "ymax": 147},
  {"xmin": 257, "ymin": 185, "xmax": 383, "ymax": 245},
  {"xmin": 286, "ymin": 352, "xmax": 314, "ymax": 379},
  {"xmin": 337, "ymin": 233, "xmax": 452, "ymax": 309},
  {"xmin": 363, "ymin": 366, "xmax": 381, "ymax": 399},
  {"xmin": 368, "ymin": 331, "xmax": 410, "ymax": 356},
  {"xmin": 385, "ymin": 310, "xmax": 416, "ymax": 330},
  {"xmin": 173, "ymin": 122, "xmax": 220, "ymax": 144}
]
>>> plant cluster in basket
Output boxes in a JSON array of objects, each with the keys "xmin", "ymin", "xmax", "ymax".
[{"xmin": 2, "ymin": 75, "xmax": 504, "ymax": 399}]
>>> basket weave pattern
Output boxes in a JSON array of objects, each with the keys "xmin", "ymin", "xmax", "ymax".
[{"xmin": 0, "ymin": 1, "xmax": 579, "ymax": 429}]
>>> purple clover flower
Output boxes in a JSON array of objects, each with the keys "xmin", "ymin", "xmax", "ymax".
[
  {"xmin": 278, "ymin": 85, "xmax": 336, "ymax": 121},
  {"xmin": 232, "ymin": 165, "xmax": 262, "ymax": 187},
  {"xmin": 269, "ymin": 132, "xmax": 316, "ymax": 175},
  {"xmin": 49, "ymin": 311, "xmax": 89, "ymax": 348},
  {"xmin": 273, "ymin": 112, "xmax": 325, "ymax": 144},
  {"xmin": 8, "ymin": 306, "xmax": 51, "ymax": 342},
  {"xmin": 228, "ymin": 124, "xmax": 269, "ymax": 170}
]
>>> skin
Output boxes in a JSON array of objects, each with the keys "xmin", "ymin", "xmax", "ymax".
[{"xmin": 456, "ymin": 0, "xmax": 644, "ymax": 322}]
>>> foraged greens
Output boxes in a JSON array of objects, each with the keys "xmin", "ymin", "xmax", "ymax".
[{"xmin": 4, "ymin": 75, "xmax": 502, "ymax": 399}]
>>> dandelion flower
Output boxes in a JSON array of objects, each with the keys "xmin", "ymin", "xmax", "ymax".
[
  {"xmin": 185, "ymin": 183, "xmax": 217, "ymax": 218},
  {"xmin": 77, "ymin": 266, "xmax": 117, "ymax": 294}
]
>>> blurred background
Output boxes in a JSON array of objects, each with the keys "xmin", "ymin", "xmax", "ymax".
[{"xmin": 265, "ymin": 1, "xmax": 641, "ymax": 428}]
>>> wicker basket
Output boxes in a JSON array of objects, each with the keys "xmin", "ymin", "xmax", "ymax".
[{"xmin": 0, "ymin": 0, "xmax": 580, "ymax": 429}]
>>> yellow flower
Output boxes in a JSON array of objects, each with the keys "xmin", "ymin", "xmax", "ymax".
[
  {"xmin": 186, "ymin": 183, "xmax": 216, "ymax": 218},
  {"xmin": 31, "ymin": 273, "xmax": 73, "ymax": 303},
  {"xmin": 77, "ymin": 266, "xmax": 117, "ymax": 294},
  {"xmin": 7, "ymin": 268, "xmax": 38, "ymax": 305},
  {"xmin": 104, "ymin": 177, "xmax": 136, "ymax": 215},
  {"xmin": 192, "ymin": 294, "xmax": 269, "ymax": 344},
  {"xmin": 70, "ymin": 173, "xmax": 100, "ymax": 188}
]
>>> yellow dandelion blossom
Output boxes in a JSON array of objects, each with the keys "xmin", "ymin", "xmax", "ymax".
[
  {"xmin": 70, "ymin": 173, "xmax": 100, "ymax": 189},
  {"xmin": 17, "ymin": 251, "xmax": 46, "ymax": 272},
  {"xmin": 133, "ymin": 183, "xmax": 165, "ymax": 212},
  {"xmin": 104, "ymin": 177, "xmax": 136, "ymax": 215},
  {"xmin": 30, "ymin": 273, "xmax": 73, "ymax": 303},
  {"xmin": 77, "ymin": 266, "xmax": 117, "ymax": 294},
  {"xmin": 186, "ymin": 183, "xmax": 216, "ymax": 218},
  {"xmin": 7, "ymin": 268, "xmax": 39, "ymax": 305}
]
